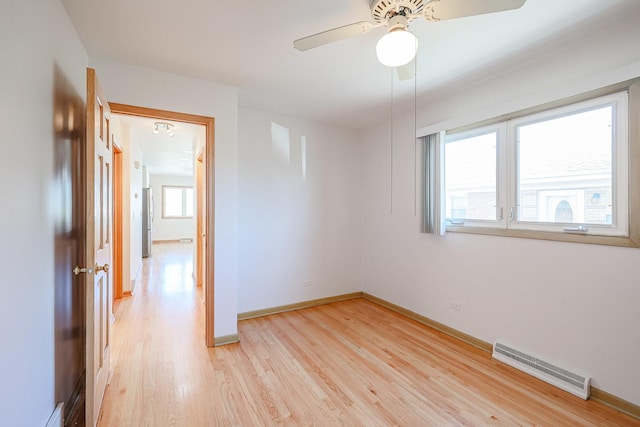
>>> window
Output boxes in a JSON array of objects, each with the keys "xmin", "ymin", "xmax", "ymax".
[
  {"xmin": 511, "ymin": 100, "xmax": 627, "ymax": 235},
  {"xmin": 162, "ymin": 186, "xmax": 194, "ymax": 218},
  {"xmin": 442, "ymin": 89, "xmax": 632, "ymax": 241},
  {"xmin": 445, "ymin": 125, "xmax": 504, "ymax": 226}
]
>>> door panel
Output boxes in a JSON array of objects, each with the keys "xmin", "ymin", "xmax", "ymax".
[
  {"xmin": 53, "ymin": 65, "xmax": 86, "ymax": 423},
  {"xmin": 196, "ymin": 151, "xmax": 204, "ymax": 288},
  {"xmin": 86, "ymin": 68, "xmax": 112, "ymax": 427}
]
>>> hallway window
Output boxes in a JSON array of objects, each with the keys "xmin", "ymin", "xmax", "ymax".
[{"xmin": 163, "ymin": 186, "xmax": 194, "ymax": 218}]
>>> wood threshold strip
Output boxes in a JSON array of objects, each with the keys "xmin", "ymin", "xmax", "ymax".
[{"xmin": 236, "ymin": 291, "xmax": 640, "ymax": 420}]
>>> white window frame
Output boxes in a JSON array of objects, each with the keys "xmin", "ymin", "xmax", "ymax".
[
  {"xmin": 444, "ymin": 123, "xmax": 507, "ymax": 229},
  {"xmin": 507, "ymin": 93, "xmax": 628, "ymax": 237},
  {"xmin": 439, "ymin": 83, "xmax": 638, "ymax": 247},
  {"xmin": 162, "ymin": 185, "xmax": 194, "ymax": 219}
]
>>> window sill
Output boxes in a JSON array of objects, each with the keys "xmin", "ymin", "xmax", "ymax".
[{"xmin": 445, "ymin": 225, "xmax": 640, "ymax": 248}]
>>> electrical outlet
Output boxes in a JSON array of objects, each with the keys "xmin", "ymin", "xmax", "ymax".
[
  {"xmin": 449, "ymin": 301, "xmax": 462, "ymax": 311},
  {"xmin": 304, "ymin": 280, "xmax": 312, "ymax": 287}
]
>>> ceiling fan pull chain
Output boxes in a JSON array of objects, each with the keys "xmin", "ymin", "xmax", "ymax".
[
  {"xmin": 414, "ymin": 55, "xmax": 418, "ymax": 216},
  {"xmin": 390, "ymin": 65, "xmax": 394, "ymax": 215}
]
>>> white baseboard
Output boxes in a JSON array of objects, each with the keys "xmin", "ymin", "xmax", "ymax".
[
  {"xmin": 130, "ymin": 262, "xmax": 142, "ymax": 293},
  {"xmin": 46, "ymin": 403, "xmax": 64, "ymax": 427}
]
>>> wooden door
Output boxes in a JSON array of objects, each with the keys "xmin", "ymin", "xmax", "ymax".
[
  {"xmin": 85, "ymin": 68, "xmax": 113, "ymax": 427},
  {"xmin": 53, "ymin": 65, "xmax": 86, "ymax": 424},
  {"xmin": 196, "ymin": 150, "xmax": 204, "ymax": 288}
]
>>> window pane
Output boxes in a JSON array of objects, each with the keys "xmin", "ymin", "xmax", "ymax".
[
  {"xmin": 517, "ymin": 106, "xmax": 613, "ymax": 225},
  {"xmin": 445, "ymin": 132, "xmax": 497, "ymax": 221},
  {"xmin": 185, "ymin": 188, "xmax": 194, "ymax": 217},
  {"xmin": 164, "ymin": 188, "xmax": 183, "ymax": 217}
]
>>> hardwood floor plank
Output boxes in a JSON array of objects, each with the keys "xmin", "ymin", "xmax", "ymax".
[{"xmin": 98, "ymin": 243, "xmax": 640, "ymax": 426}]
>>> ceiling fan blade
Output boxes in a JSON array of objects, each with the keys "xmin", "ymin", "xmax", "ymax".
[
  {"xmin": 424, "ymin": 0, "xmax": 526, "ymax": 22},
  {"xmin": 294, "ymin": 21, "xmax": 374, "ymax": 51},
  {"xmin": 397, "ymin": 60, "xmax": 416, "ymax": 81}
]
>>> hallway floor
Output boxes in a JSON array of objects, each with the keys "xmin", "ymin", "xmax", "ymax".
[{"xmin": 98, "ymin": 242, "xmax": 208, "ymax": 426}]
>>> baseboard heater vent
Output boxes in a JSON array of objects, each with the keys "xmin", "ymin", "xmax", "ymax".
[{"xmin": 492, "ymin": 341, "xmax": 591, "ymax": 400}]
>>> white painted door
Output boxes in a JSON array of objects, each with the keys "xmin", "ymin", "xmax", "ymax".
[{"xmin": 85, "ymin": 67, "xmax": 112, "ymax": 427}]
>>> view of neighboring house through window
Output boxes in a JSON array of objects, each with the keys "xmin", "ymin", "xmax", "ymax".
[
  {"xmin": 445, "ymin": 127, "xmax": 501, "ymax": 224},
  {"xmin": 163, "ymin": 186, "xmax": 194, "ymax": 218},
  {"xmin": 515, "ymin": 105, "xmax": 614, "ymax": 226},
  {"xmin": 444, "ymin": 91, "xmax": 628, "ymax": 237}
]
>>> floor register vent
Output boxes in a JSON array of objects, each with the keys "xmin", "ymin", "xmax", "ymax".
[{"xmin": 492, "ymin": 341, "xmax": 591, "ymax": 400}]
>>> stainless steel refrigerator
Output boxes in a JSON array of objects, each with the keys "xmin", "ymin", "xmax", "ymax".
[{"xmin": 142, "ymin": 187, "xmax": 153, "ymax": 257}]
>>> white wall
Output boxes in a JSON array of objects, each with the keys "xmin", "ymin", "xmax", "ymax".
[
  {"xmin": 89, "ymin": 57, "xmax": 239, "ymax": 338},
  {"xmin": 0, "ymin": 1, "xmax": 88, "ymax": 425},
  {"xmin": 360, "ymin": 30, "xmax": 640, "ymax": 407},
  {"xmin": 129, "ymin": 132, "xmax": 143, "ymax": 290},
  {"xmin": 112, "ymin": 121, "xmax": 144, "ymax": 294},
  {"xmin": 237, "ymin": 108, "xmax": 362, "ymax": 312},
  {"xmin": 149, "ymin": 174, "xmax": 196, "ymax": 241},
  {"xmin": 416, "ymin": 1, "xmax": 640, "ymax": 135}
]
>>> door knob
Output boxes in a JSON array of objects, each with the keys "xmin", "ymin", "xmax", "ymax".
[
  {"xmin": 73, "ymin": 266, "xmax": 94, "ymax": 275},
  {"xmin": 95, "ymin": 263, "xmax": 110, "ymax": 273}
]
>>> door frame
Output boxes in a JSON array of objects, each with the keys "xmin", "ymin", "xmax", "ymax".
[
  {"xmin": 112, "ymin": 141, "xmax": 123, "ymax": 302},
  {"xmin": 196, "ymin": 150, "xmax": 204, "ymax": 288},
  {"xmin": 109, "ymin": 103, "xmax": 216, "ymax": 347}
]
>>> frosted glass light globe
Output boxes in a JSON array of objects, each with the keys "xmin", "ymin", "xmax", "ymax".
[{"xmin": 376, "ymin": 29, "xmax": 418, "ymax": 67}]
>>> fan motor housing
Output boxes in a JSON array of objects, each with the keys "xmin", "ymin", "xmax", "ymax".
[{"xmin": 369, "ymin": 0, "xmax": 425, "ymax": 22}]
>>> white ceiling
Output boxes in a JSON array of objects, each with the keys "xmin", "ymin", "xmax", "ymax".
[
  {"xmin": 114, "ymin": 114, "xmax": 205, "ymax": 177},
  {"xmin": 62, "ymin": 0, "xmax": 638, "ymax": 129}
]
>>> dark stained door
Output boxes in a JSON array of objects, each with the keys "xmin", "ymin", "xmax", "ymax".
[{"xmin": 53, "ymin": 66, "xmax": 86, "ymax": 425}]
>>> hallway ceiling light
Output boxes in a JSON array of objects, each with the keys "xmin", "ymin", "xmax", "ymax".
[{"xmin": 153, "ymin": 122, "xmax": 175, "ymax": 137}]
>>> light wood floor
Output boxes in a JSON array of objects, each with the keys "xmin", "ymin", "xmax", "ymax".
[{"xmin": 99, "ymin": 243, "xmax": 639, "ymax": 426}]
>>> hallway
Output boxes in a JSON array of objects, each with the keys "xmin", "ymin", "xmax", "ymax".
[{"xmin": 98, "ymin": 242, "xmax": 210, "ymax": 426}]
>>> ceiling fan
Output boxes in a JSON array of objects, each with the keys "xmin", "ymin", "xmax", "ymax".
[{"xmin": 294, "ymin": 0, "xmax": 527, "ymax": 68}]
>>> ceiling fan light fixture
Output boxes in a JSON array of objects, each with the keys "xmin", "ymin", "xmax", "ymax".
[{"xmin": 376, "ymin": 28, "xmax": 418, "ymax": 67}]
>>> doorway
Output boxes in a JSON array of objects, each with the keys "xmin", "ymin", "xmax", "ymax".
[{"xmin": 109, "ymin": 103, "xmax": 215, "ymax": 347}]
